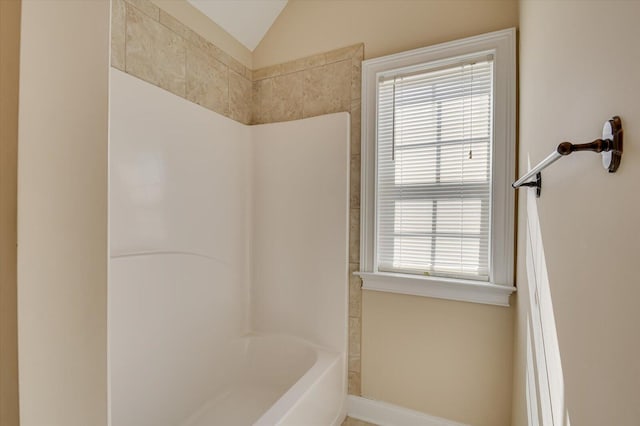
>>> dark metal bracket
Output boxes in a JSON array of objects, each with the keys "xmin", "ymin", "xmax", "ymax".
[
  {"xmin": 512, "ymin": 116, "xmax": 623, "ymax": 197},
  {"xmin": 518, "ymin": 172, "xmax": 542, "ymax": 198},
  {"xmin": 556, "ymin": 116, "xmax": 623, "ymax": 173}
]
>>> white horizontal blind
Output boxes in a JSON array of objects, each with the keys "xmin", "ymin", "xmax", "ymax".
[{"xmin": 376, "ymin": 58, "xmax": 493, "ymax": 280}]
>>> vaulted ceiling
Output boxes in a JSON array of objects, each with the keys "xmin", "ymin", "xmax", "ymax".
[{"xmin": 187, "ymin": 0, "xmax": 288, "ymax": 51}]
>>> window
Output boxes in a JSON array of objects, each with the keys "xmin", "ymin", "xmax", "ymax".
[
  {"xmin": 358, "ymin": 29, "xmax": 516, "ymax": 306},
  {"xmin": 377, "ymin": 58, "xmax": 493, "ymax": 280}
]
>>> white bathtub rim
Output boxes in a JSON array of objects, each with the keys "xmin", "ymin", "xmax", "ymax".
[
  {"xmin": 254, "ymin": 351, "xmax": 344, "ymax": 426},
  {"xmin": 249, "ymin": 333, "xmax": 345, "ymax": 426},
  {"xmin": 180, "ymin": 389, "xmax": 235, "ymax": 426},
  {"xmin": 242, "ymin": 331, "xmax": 341, "ymax": 356},
  {"xmin": 179, "ymin": 332, "xmax": 344, "ymax": 426}
]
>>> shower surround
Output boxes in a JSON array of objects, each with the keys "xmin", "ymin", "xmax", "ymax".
[
  {"xmin": 109, "ymin": 68, "xmax": 349, "ymax": 425},
  {"xmin": 111, "ymin": 0, "xmax": 364, "ymax": 395}
]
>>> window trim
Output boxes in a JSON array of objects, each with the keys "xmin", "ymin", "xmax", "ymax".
[{"xmin": 358, "ymin": 28, "xmax": 517, "ymax": 307}]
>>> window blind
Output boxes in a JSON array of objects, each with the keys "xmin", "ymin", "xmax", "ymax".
[{"xmin": 376, "ymin": 58, "xmax": 493, "ymax": 280}]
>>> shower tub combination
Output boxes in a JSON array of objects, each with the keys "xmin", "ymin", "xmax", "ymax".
[
  {"xmin": 181, "ymin": 335, "xmax": 343, "ymax": 426},
  {"xmin": 109, "ymin": 70, "xmax": 349, "ymax": 425}
]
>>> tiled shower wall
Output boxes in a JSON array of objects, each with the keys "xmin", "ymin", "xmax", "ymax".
[
  {"xmin": 111, "ymin": 0, "xmax": 364, "ymax": 394},
  {"xmin": 111, "ymin": 0, "xmax": 253, "ymax": 124}
]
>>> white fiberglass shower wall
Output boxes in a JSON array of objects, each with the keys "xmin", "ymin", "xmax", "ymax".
[{"xmin": 108, "ymin": 69, "xmax": 348, "ymax": 425}]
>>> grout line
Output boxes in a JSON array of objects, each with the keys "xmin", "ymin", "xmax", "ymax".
[
  {"xmin": 252, "ymin": 57, "xmax": 354, "ymax": 82},
  {"xmin": 123, "ymin": 0, "xmax": 127, "ymax": 71},
  {"xmin": 123, "ymin": 0, "xmax": 162, "ymax": 24}
]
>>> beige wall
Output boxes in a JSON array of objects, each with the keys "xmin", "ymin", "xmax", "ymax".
[
  {"xmin": 17, "ymin": 1, "xmax": 110, "ymax": 425},
  {"xmin": 513, "ymin": 1, "xmax": 640, "ymax": 425},
  {"xmin": 254, "ymin": 1, "xmax": 518, "ymax": 422},
  {"xmin": 0, "ymin": 0, "xmax": 20, "ymax": 424},
  {"xmin": 254, "ymin": 0, "xmax": 518, "ymax": 68},
  {"xmin": 362, "ymin": 292, "xmax": 514, "ymax": 426}
]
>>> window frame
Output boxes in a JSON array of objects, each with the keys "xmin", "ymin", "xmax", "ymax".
[{"xmin": 358, "ymin": 28, "xmax": 517, "ymax": 307}]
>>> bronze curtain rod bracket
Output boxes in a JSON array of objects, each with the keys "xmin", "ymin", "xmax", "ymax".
[
  {"xmin": 512, "ymin": 116, "xmax": 623, "ymax": 197},
  {"xmin": 556, "ymin": 116, "xmax": 623, "ymax": 173}
]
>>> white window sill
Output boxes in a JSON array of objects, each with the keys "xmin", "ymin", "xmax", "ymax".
[{"xmin": 355, "ymin": 271, "xmax": 516, "ymax": 307}]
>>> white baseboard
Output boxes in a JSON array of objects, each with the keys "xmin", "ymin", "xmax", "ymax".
[{"xmin": 347, "ymin": 395, "xmax": 469, "ymax": 426}]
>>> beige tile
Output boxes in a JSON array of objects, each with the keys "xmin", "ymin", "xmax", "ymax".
[
  {"xmin": 349, "ymin": 317, "xmax": 361, "ymax": 355},
  {"xmin": 342, "ymin": 417, "xmax": 377, "ymax": 426},
  {"xmin": 126, "ymin": 4, "xmax": 186, "ymax": 97},
  {"xmin": 111, "ymin": 0, "xmax": 126, "ymax": 71},
  {"xmin": 349, "ymin": 316, "xmax": 361, "ymax": 374},
  {"xmin": 125, "ymin": 0, "xmax": 159, "ymax": 20},
  {"xmin": 160, "ymin": 10, "xmax": 230, "ymax": 72},
  {"xmin": 350, "ymin": 101, "xmax": 361, "ymax": 156},
  {"xmin": 185, "ymin": 28, "xmax": 212, "ymax": 54},
  {"xmin": 244, "ymin": 67, "xmax": 253, "ymax": 81},
  {"xmin": 229, "ymin": 71, "xmax": 252, "ymax": 125},
  {"xmin": 281, "ymin": 59, "xmax": 306, "ymax": 75},
  {"xmin": 207, "ymin": 44, "xmax": 230, "ymax": 67},
  {"xmin": 204, "ymin": 43, "xmax": 249, "ymax": 79},
  {"xmin": 351, "ymin": 57, "xmax": 362, "ymax": 100},
  {"xmin": 349, "ymin": 352, "xmax": 361, "ymax": 374},
  {"xmin": 253, "ymin": 64, "xmax": 283, "ymax": 81},
  {"xmin": 159, "ymin": 10, "xmax": 215, "ymax": 57},
  {"xmin": 350, "ymin": 155, "xmax": 361, "ymax": 209},
  {"xmin": 353, "ymin": 44, "xmax": 364, "ymax": 62},
  {"xmin": 281, "ymin": 52, "xmax": 326, "ymax": 75},
  {"xmin": 326, "ymin": 44, "xmax": 361, "ymax": 64},
  {"xmin": 252, "ymin": 79, "xmax": 273, "ymax": 125},
  {"xmin": 348, "ymin": 370, "xmax": 361, "ymax": 395},
  {"xmin": 158, "ymin": 9, "xmax": 190, "ymax": 39},
  {"xmin": 270, "ymin": 72, "xmax": 304, "ymax": 122},
  {"xmin": 227, "ymin": 56, "xmax": 247, "ymax": 77},
  {"xmin": 349, "ymin": 208, "xmax": 360, "ymax": 264},
  {"xmin": 304, "ymin": 52, "xmax": 327, "ymax": 69},
  {"xmin": 196, "ymin": 41, "xmax": 236, "ymax": 71},
  {"xmin": 303, "ymin": 59, "xmax": 351, "ymax": 118},
  {"xmin": 349, "ymin": 263, "xmax": 362, "ymax": 318},
  {"xmin": 185, "ymin": 45, "xmax": 228, "ymax": 115},
  {"xmin": 211, "ymin": 48, "xmax": 246, "ymax": 82}
]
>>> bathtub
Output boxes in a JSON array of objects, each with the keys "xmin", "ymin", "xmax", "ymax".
[
  {"xmin": 109, "ymin": 252, "xmax": 347, "ymax": 426},
  {"xmin": 179, "ymin": 334, "xmax": 346, "ymax": 426}
]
